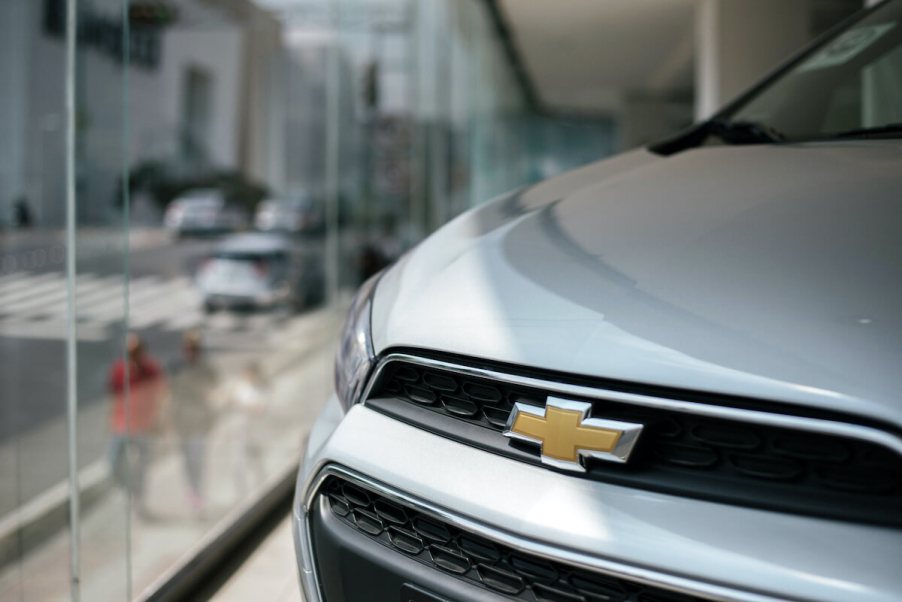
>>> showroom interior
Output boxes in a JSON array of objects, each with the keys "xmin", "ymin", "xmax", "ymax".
[{"xmin": 0, "ymin": 0, "xmax": 884, "ymax": 600}]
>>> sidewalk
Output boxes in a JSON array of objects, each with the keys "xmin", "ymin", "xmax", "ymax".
[
  {"xmin": 211, "ymin": 514, "xmax": 302, "ymax": 602},
  {"xmin": 0, "ymin": 305, "xmax": 341, "ymax": 600},
  {"xmin": 0, "ymin": 393, "xmax": 108, "ymax": 521}
]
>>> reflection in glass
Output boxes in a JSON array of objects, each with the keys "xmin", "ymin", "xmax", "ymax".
[{"xmin": 1, "ymin": 0, "xmax": 618, "ymax": 599}]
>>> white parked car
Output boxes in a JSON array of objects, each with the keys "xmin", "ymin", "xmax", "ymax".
[
  {"xmin": 196, "ymin": 234, "xmax": 323, "ymax": 312},
  {"xmin": 164, "ymin": 189, "xmax": 247, "ymax": 235},
  {"xmin": 294, "ymin": 3, "xmax": 902, "ymax": 602},
  {"xmin": 255, "ymin": 198, "xmax": 323, "ymax": 234}
]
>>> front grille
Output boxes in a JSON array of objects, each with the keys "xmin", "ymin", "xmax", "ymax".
[
  {"xmin": 320, "ymin": 476, "xmax": 706, "ymax": 602},
  {"xmin": 366, "ymin": 358, "xmax": 902, "ymax": 526}
]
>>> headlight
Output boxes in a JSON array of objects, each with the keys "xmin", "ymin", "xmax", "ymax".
[{"xmin": 334, "ymin": 273, "xmax": 381, "ymax": 410}]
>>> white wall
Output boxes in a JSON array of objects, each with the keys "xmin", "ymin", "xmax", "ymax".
[
  {"xmin": 159, "ymin": 25, "xmax": 244, "ymax": 169},
  {"xmin": 239, "ymin": 9, "xmax": 285, "ymax": 189},
  {"xmin": 695, "ymin": 0, "xmax": 812, "ymax": 119}
]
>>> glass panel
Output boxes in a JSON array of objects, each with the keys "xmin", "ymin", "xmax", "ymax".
[
  {"xmin": 0, "ymin": 1, "xmax": 618, "ymax": 599},
  {"xmin": 74, "ymin": 0, "xmax": 131, "ymax": 597},
  {"xmin": 0, "ymin": 0, "xmax": 94, "ymax": 599},
  {"xmin": 0, "ymin": 0, "xmax": 132, "ymax": 598},
  {"xmin": 121, "ymin": 0, "xmax": 338, "ymax": 596}
]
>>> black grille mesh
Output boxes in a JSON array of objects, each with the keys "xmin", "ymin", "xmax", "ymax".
[
  {"xmin": 368, "ymin": 361, "xmax": 902, "ymax": 525},
  {"xmin": 321, "ymin": 476, "xmax": 706, "ymax": 602}
]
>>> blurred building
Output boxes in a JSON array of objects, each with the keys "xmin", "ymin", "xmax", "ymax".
[
  {"xmin": 0, "ymin": 0, "xmax": 287, "ymax": 227},
  {"xmin": 0, "ymin": 0, "xmax": 68, "ymax": 227},
  {"xmin": 1, "ymin": 0, "xmax": 866, "ymax": 229},
  {"xmin": 271, "ymin": 0, "xmax": 618, "ymax": 242}
]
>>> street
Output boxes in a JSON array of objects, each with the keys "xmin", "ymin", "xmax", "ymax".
[
  {"xmin": 0, "ymin": 229, "xmax": 333, "ymax": 440},
  {"xmin": 0, "ymin": 231, "xmax": 215, "ymax": 442},
  {"xmin": 0, "ymin": 228, "xmax": 334, "ymax": 518}
]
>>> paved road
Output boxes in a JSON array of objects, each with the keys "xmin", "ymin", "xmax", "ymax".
[{"xmin": 0, "ymin": 228, "xmax": 330, "ymax": 442}]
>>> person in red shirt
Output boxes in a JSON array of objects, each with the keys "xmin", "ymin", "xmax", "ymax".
[{"xmin": 108, "ymin": 332, "xmax": 165, "ymax": 517}]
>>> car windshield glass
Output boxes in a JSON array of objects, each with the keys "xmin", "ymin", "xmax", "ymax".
[
  {"xmin": 724, "ymin": 1, "xmax": 902, "ymax": 142},
  {"xmin": 203, "ymin": 258, "xmax": 265, "ymax": 282}
]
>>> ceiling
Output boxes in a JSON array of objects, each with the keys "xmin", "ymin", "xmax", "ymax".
[{"xmin": 497, "ymin": 0, "xmax": 698, "ymax": 115}]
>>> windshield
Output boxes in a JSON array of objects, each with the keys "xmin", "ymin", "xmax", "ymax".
[
  {"xmin": 201, "ymin": 253, "xmax": 288, "ymax": 284},
  {"xmin": 725, "ymin": 0, "xmax": 902, "ymax": 141},
  {"xmin": 202, "ymin": 258, "xmax": 266, "ymax": 283}
]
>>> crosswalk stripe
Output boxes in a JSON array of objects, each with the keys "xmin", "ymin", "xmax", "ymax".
[
  {"xmin": 4, "ymin": 274, "xmax": 107, "ymax": 315},
  {"xmin": 71, "ymin": 276, "xmax": 158, "ymax": 322},
  {"xmin": 61, "ymin": 277, "xmax": 128, "ymax": 317},
  {"xmin": 121, "ymin": 278, "xmax": 197, "ymax": 328},
  {"xmin": 76, "ymin": 276, "xmax": 167, "ymax": 320},
  {"xmin": 0, "ymin": 272, "xmax": 40, "ymax": 294},
  {"xmin": 129, "ymin": 279, "xmax": 199, "ymax": 328},
  {"xmin": 0, "ymin": 271, "xmax": 56, "ymax": 292},
  {"xmin": 0, "ymin": 319, "xmax": 107, "ymax": 342},
  {"xmin": 24, "ymin": 276, "xmax": 125, "ymax": 319},
  {"xmin": 0, "ymin": 273, "xmax": 60, "ymax": 304},
  {"xmin": 3, "ymin": 278, "xmax": 68, "ymax": 309},
  {"xmin": 0, "ymin": 272, "xmax": 28, "ymax": 287},
  {"xmin": 0, "ymin": 271, "xmax": 306, "ymax": 340},
  {"xmin": 0, "ymin": 280, "xmax": 66, "ymax": 313},
  {"xmin": 163, "ymin": 308, "xmax": 204, "ymax": 331}
]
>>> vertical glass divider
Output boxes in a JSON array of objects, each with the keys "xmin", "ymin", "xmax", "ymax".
[
  {"xmin": 64, "ymin": 0, "xmax": 81, "ymax": 599},
  {"xmin": 325, "ymin": 0, "xmax": 342, "ymax": 303},
  {"xmin": 407, "ymin": 0, "xmax": 424, "ymax": 240},
  {"xmin": 121, "ymin": 4, "xmax": 133, "ymax": 598}
]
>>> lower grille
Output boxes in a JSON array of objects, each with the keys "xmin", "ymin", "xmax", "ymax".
[{"xmin": 319, "ymin": 476, "xmax": 707, "ymax": 602}]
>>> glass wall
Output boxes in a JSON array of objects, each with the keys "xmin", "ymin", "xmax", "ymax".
[
  {"xmin": 0, "ymin": 0, "xmax": 613, "ymax": 599},
  {"xmin": 320, "ymin": 0, "xmax": 615, "ymax": 254}
]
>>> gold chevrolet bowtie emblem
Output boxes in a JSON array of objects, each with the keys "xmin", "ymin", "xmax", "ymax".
[{"xmin": 503, "ymin": 397, "xmax": 643, "ymax": 472}]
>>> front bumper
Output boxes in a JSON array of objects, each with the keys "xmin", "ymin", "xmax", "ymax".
[{"xmin": 294, "ymin": 398, "xmax": 902, "ymax": 602}]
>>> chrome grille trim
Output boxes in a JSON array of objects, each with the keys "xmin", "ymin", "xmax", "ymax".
[
  {"xmin": 301, "ymin": 463, "xmax": 785, "ymax": 602},
  {"xmin": 360, "ymin": 352, "xmax": 902, "ymax": 459}
]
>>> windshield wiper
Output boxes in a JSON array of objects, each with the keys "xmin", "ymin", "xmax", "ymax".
[
  {"xmin": 829, "ymin": 123, "xmax": 902, "ymax": 139},
  {"xmin": 707, "ymin": 118, "xmax": 786, "ymax": 145}
]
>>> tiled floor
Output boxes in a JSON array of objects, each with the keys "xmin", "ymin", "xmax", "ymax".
[{"xmin": 211, "ymin": 515, "xmax": 302, "ymax": 602}]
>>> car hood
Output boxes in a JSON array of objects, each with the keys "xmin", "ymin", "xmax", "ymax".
[{"xmin": 372, "ymin": 142, "xmax": 902, "ymax": 426}]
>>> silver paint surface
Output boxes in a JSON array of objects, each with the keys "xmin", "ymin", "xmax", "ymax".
[
  {"xmin": 296, "ymin": 141, "xmax": 902, "ymax": 601},
  {"xmin": 372, "ymin": 142, "xmax": 902, "ymax": 426}
]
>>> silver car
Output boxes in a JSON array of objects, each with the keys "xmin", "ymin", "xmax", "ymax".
[
  {"xmin": 295, "ymin": 3, "xmax": 902, "ymax": 601},
  {"xmin": 197, "ymin": 234, "xmax": 323, "ymax": 312},
  {"xmin": 255, "ymin": 198, "xmax": 323, "ymax": 234},
  {"xmin": 164, "ymin": 189, "xmax": 247, "ymax": 235}
]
